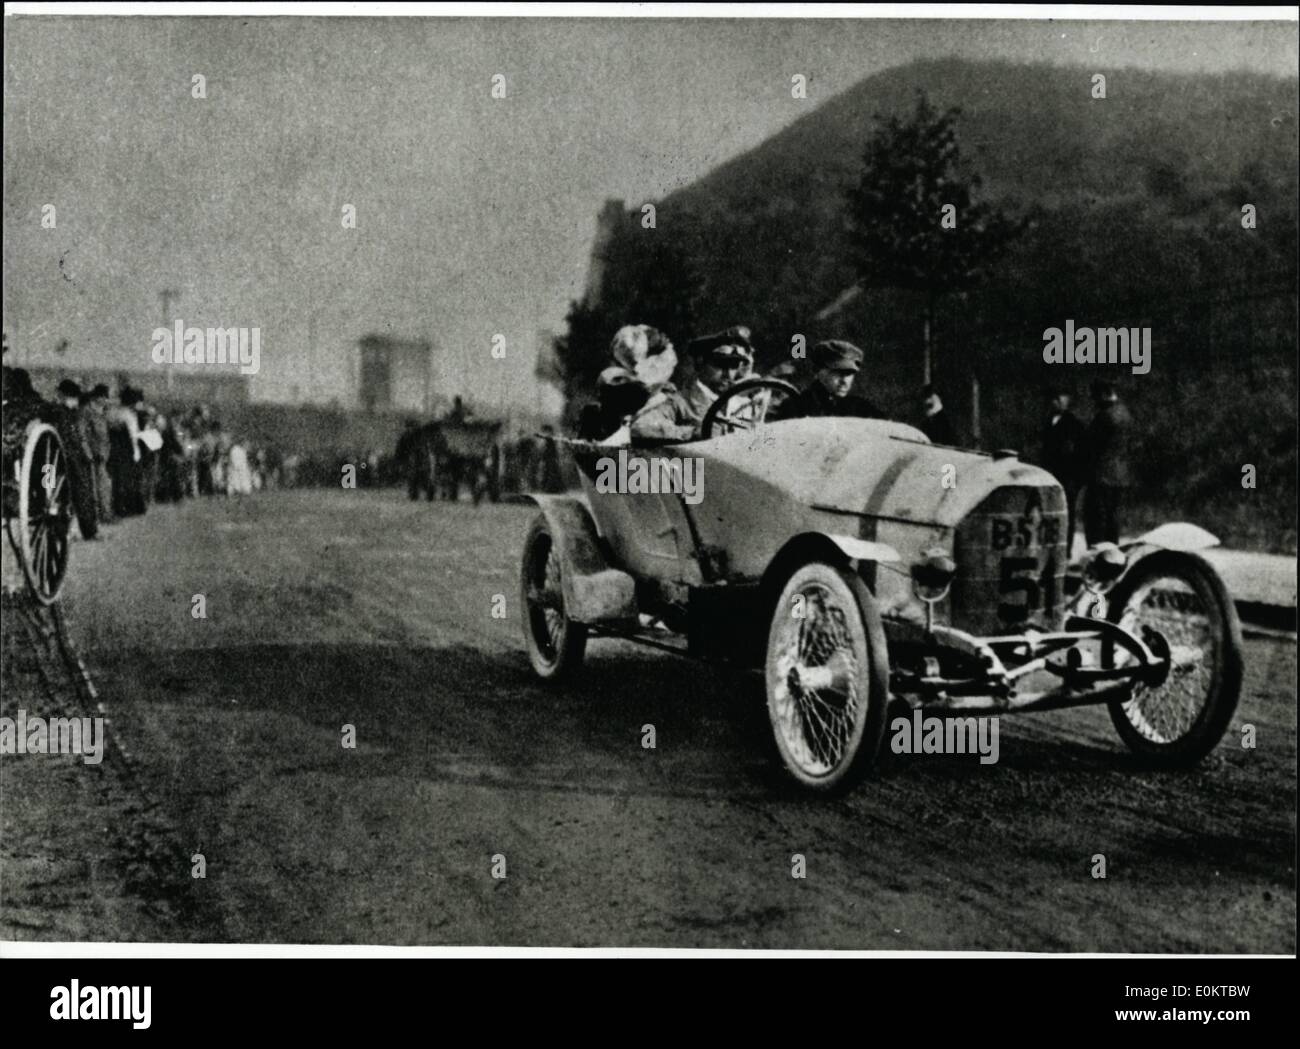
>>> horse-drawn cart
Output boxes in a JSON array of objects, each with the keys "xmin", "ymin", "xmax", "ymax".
[{"xmin": 431, "ymin": 418, "xmax": 503, "ymax": 504}]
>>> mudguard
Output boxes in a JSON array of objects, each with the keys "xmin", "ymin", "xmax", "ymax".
[
  {"xmin": 1124, "ymin": 522, "xmax": 1220, "ymax": 553},
  {"xmin": 526, "ymin": 494, "xmax": 639, "ymax": 624},
  {"xmin": 823, "ymin": 534, "xmax": 901, "ymax": 564}
]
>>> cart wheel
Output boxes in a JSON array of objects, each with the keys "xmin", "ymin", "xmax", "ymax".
[
  {"xmin": 520, "ymin": 514, "xmax": 587, "ymax": 681},
  {"xmin": 1105, "ymin": 550, "xmax": 1242, "ymax": 766},
  {"xmin": 11, "ymin": 422, "xmax": 72, "ymax": 605},
  {"xmin": 765, "ymin": 562, "xmax": 888, "ymax": 793}
]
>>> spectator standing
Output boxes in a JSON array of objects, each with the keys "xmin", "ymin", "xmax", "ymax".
[
  {"xmin": 1041, "ymin": 386, "xmax": 1087, "ymax": 553},
  {"xmin": 1084, "ymin": 381, "xmax": 1133, "ymax": 546},
  {"xmin": 84, "ymin": 384, "xmax": 115, "ymax": 524},
  {"xmin": 211, "ymin": 422, "xmax": 230, "ymax": 494},
  {"xmin": 226, "ymin": 438, "xmax": 254, "ymax": 496},
  {"xmin": 54, "ymin": 379, "xmax": 99, "ymax": 539},
  {"xmin": 396, "ymin": 420, "xmax": 426, "ymax": 500},
  {"xmin": 918, "ymin": 384, "xmax": 959, "ymax": 445},
  {"xmin": 155, "ymin": 414, "xmax": 187, "ymax": 502},
  {"xmin": 197, "ymin": 421, "xmax": 217, "ymax": 495},
  {"xmin": 137, "ymin": 407, "xmax": 163, "ymax": 509},
  {"xmin": 109, "ymin": 386, "xmax": 145, "ymax": 518}
]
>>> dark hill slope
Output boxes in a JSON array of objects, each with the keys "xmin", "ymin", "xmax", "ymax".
[{"xmin": 639, "ymin": 58, "xmax": 1297, "ymax": 549}]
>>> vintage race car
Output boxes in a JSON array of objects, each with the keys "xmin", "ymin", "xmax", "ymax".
[{"xmin": 520, "ymin": 377, "xmax": 1243, "ymax": 793}]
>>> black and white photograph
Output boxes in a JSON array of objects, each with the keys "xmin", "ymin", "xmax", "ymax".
[{"xmin": 1, "ymin": 1, "xmax": 1296, "ymax": 985}]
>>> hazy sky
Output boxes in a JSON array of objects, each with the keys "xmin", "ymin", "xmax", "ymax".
[{"xmin": 4, "ymin": 14, "xmax": 1296, "ymax": 408}]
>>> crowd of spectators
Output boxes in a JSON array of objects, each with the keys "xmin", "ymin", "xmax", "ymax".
[{"xmin": 2, "ymin": 364, "xmax": 280, "ymax": 540}]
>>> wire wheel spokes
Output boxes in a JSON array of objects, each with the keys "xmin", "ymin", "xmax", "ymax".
[
  {"xmin": 1118, "ymin": 575, "xmax": 1215, "ymax": 744},
  {"xmin": 526, "ymin": 533, "xmax": 565, "ymax": 662},
  {"xmin": 772, "ymin": 584, "xmax": 862, "ymax": 776},
  {"xmin": 36, "ymin": 518, "xmax": 67, "ymax": 593},
  {"xmin": 541, "ymin": 546, "xmax": 565, "ymax": 655},
  {"xmin": 519, "ymin": 516, "xmax": 588, "ymax": 682}
]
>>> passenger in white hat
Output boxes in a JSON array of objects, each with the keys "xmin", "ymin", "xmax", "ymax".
[{"xmin": 608, "ymin": 324, "xmax": 678, "ymax": 389}]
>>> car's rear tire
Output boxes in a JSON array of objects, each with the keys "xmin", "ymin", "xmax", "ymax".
[
  {"xmin": 764, "ymin": 561, "xmax": 888, "ymax": 793},
  {"xmin": 521, "ymin": 514, "xmax": 587, "ymax": 681},
  {"xmin": 1105, "ymin": 550, "xmax": 1243, "ymax": 767}
]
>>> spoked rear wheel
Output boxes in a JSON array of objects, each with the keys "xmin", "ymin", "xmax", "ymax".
[
  {"xmin": 10, "ymin": 422, "xmax": 73, "ymax": 605},
  {"xmin": 765, "ymin": 562, "xmax": 888, "ymax": 793},
  {"xmin": 1105, "ymin": 550, "xmax": 1242, "ymax": 766},
  {"xmin": 520, "ymin": 514, "xmax": 587, "ymax": 681}
]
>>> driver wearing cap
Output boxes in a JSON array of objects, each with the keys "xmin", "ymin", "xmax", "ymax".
[{"xmin": 629, "ymin": 325, "xmax": 754, "ymax": 441}]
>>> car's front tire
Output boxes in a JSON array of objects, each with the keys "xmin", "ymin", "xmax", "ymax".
[
  {"xmin": 1105, "ymin": 550, "xmax": 1243, "ymax": 766},
  {"xmin": 520, "ymin": 514, "xmax": 587, "ymax": 681},
  {"xmin": 764, "ymin": 561, "xmax": 888, "ymax": 793}
]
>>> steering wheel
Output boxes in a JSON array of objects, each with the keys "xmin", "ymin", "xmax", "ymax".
[{"xmin": 699, "ymin": 377, "xmax": 800, "ymax": 439}]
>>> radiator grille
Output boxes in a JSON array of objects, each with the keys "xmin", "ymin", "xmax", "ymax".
[{"xmin": 951, "ymin": 484, "xmax": 1068, "ymax": 636}]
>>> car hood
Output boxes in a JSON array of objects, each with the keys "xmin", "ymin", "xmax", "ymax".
[{"xmin": 691, "ymin": 417, "xmax": 1060, "ymax": 529}]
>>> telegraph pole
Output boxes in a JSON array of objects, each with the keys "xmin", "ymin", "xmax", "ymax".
[{"xmin": 160, "ymin": 288, "xmax": 180, "ymax": 391}]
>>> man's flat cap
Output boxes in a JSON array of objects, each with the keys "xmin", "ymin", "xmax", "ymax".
[
  {"xmin": 812, "ymin": 339, "xmax": 863, "ymax": 373},
  {"xmin": 90, "ymin": 383, "xmax": 111, "ymax": 398},
  {"xmin": 688, "ymin": 325, "xmax": 754, "ymax": 361},
  {"xmin": 57, "ymin": 379, "xmax": 82, "ymax": 398}
]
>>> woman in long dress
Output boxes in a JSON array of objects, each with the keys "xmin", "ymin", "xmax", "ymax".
[
  {"xmin": 108, "ymin": 387, "xmax": 145, "ymax": 517},
  {"xmin": 226, "ymin": 440, "xmax": 254, "ymax": 496}
]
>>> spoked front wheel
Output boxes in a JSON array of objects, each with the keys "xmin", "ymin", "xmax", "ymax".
[
  {"xmin": 765, "ymin": 562, "xmax": 888, "ymax": 793},
  {"xmin": 520, "ymin": 514, "xmax": 587, "ymax": 681},
  {"xmin": 1105, "ymin": 550, "xmax": 1243, "ymax": 766}
]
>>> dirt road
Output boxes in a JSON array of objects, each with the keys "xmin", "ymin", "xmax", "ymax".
[{"xmin": 2, "ymin": 489, "xmax": 1295, "ymax": 949}]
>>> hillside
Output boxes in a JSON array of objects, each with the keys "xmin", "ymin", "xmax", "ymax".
[{"xmin": 606, "ymin": 58, "xmax": 1300, "ymax": 550}]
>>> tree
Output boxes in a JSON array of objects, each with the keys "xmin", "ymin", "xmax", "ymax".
[
  {"xmin": 552, "ymin": 296, "xmax": 611, "ymax": 413},
  {"xmin": 553, "ymin": 203, "xmax": 702, "ymax": 419},
  {"xmin": 847, "ymin": 91, "xmax": 1022, "ymax": 383}
]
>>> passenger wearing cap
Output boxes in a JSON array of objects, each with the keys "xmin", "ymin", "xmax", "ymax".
[
  {"xmin": 628, "ymin": 325, "xmax": 754, "ymax": 441},
  {"xmin": 776, "ymin": 339, "xmax": 884, "ymax": 421}
]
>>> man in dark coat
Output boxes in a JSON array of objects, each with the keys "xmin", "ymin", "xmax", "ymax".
[
  {"xmin": 1041, "ymin": 386, "xmax": 1087, "ymax": 554},
  {"xmin": 1084, "ymin": 381, "xmax": 1133, "ymax": 546},
  {"xmin": 918, "ymin": 384, "xmax": 958, "ymax": 445},
  {"xmin": 109, "ymin": 386, "xmax": 145, "ymax": 517},
  {"xmin": 776, "ymin": 339, "xmax": 884, "ymax": 420},
  {"xmin": 53, "ymin": 379, "xmax": 99, "ymax": 539},
  {"xmin": 84, "ymin": 384, "xmax": 115, "ymax": 524},
  {"xmin": 395, "ymin": 419, "xmax": 429, "ymax": 500}
]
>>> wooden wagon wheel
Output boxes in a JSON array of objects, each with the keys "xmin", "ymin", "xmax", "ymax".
[{"xmin": 6, "ymin": 421, "xmax": 73, "ymax": 605}]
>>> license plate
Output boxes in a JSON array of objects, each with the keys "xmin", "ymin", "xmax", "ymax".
[{"xmin": 988, "ymin": 513, "xmax": 1062, "ymax": 624}]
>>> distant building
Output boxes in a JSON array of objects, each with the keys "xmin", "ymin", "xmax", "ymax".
[{"xmin": 356, "ymin": 334, "xmax": 434, "ymax": 413}]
